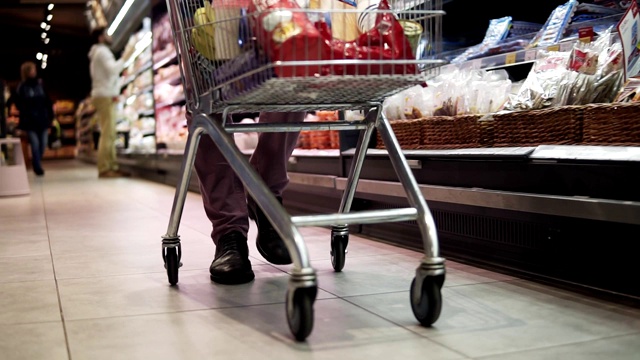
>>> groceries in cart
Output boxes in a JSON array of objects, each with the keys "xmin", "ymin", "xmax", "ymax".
[{"xmin": 189, "ymin": 0, "xmax": 420, "ymax": 78}]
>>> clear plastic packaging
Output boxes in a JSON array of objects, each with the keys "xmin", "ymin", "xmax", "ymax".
[
  {"xmin": 451, "ymin": 16, "xmax": 512, "ymax": 64},
  {"xmin": 380, "ymin": 68, "xmax": 514, "ymax": 119},
  {"xmin": 504, "ymin": 26, "xmax": 625, "ymax": 110},
  {"xmin": 503, "ymin": 51, "xmax": 571, "ymax": 110},
  {"xmin": 529, "ymin": 0, "xmax": 578, "ymax": 48}
]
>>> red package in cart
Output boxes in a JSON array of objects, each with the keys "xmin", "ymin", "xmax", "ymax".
[
  {"xmin": 317, "ymin": 0, "xmax": 417, "ymax": 75},
  {"xmin": 250, "ymin": 0, "xmax": 329, "ymax": 77}
]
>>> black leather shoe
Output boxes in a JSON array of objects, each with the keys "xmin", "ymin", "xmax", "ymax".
[
  {"xmin": 248, "ymin": 197, "xmax": 292, "ymax": 265},
  {"xmin": 210, "ymin": 231, "xmax": 255, "ymax": 285}
]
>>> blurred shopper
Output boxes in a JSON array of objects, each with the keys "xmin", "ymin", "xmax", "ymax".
[
  {"xmin": 13, "ymin": 61, "xmax": 54, "ymax": 176},
  {"xmin": 88, "ymin": 26, "xmax": 133, "ymax": 178}
]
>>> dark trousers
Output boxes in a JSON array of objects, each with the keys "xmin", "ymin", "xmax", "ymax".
[
  {"xmin": 194, "ymin": 112, "xmax": 304, "ymax": 244},
  {"xmin": 27, "ymin": 129, "xmax": 48, "ymax": 173}
]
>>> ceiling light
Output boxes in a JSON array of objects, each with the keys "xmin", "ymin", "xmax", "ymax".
[
  {"xmin": 44, "ymin": 38, "xmax": 50, "ymax": 44},
  {"xmin": 36, "ymin": 52, "xmax": 43, "ymax": 60},
  {"xmin": 41, "ymin": 22, "xmax": 47, "ymax": 29},
  {"xmin": 41, "ymin": 32, "xmax": 47, "ymax": 38},
  {"xmin": 107, "ymin": 0, "xmax": 136, "ymax": 36},
  {"xmin": 41, "ymin": 62, "xmax": 47, "ymax": 69},
  {"xmin": 47, "ymin": 14, "xmax": 53, "ymax": 21},
  {"xmin": 48, "ymin": 3, "xmax": 54, "ymax": 11},
  {"xmin": 43, "ymin": 54, "xmax": 48, "ymax": 61},
  {"xmin": 46, "ymin": 25, "xmax": 51, "ymax": 31}
]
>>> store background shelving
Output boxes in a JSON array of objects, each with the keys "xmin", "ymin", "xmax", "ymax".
[
  {"xmin": 44, "ymin": 100, "xmax": 77, "ymax": 160},
  {"xmin": 77, "ymin": 0, "xmax": 640, "ymax": 303},
  {"xmin": 116, "ymin": 18, "xmax": 156, "ymax": 155},
  {"xmin": 152, "ymin": 3, "xmax": 187, "ymax": 155},
  {"xmin": 55, "ymin": 100, "xmax": 77, "ymax": 146},
  {"xmin": 436, "ymin": 13, "xmax": 624, "ymax": 74}
]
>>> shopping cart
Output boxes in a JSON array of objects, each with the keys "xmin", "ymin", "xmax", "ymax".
[{"xmin": 161, "ymin": 0, "xmax": 447, "ymax": 341}]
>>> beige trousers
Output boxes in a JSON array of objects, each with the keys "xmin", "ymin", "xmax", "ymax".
[{"xmin": 92, "ymin": 97, "xmax": 118, "ymax": 174}]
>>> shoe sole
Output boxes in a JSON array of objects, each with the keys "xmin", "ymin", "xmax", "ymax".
[
  {"xmin": 256, "ymin": 241, "xmax": 293, "ymax": 265},
  {"xmin": 249, "ymin": 202, "xmax": 293, "ymax": 266},
  {"xmin": 210, "ymin": 271, "xmax": 255, "ymax": 285}
]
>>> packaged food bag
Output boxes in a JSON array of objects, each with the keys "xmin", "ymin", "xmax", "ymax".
[{"xmin": 250, "ymin": 0, "xmax": 328, "ymax": 77}]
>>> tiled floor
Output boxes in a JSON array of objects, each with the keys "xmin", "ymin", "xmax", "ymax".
[{"xmin": 1, "ymin": 160, "xmax": 639, "ymax": 360}]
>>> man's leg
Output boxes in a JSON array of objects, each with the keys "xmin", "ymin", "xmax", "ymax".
[
  {"xmin": 93, "ymin": 97, "xmax": 118, "ymax": 174},
  {"xmin": 39, "ymin": 129, "xmax": 48, "ymax": 159},
  {"xmin": 248, "ymin": 112, "xmax": 304, "ymax": 264},
  {"xmin": 193, "ymin": 128, "xmax": 253, "ymax": 284},
  {"xmin": 27, "ymin": 131, "xmax": 43, "ymax": 175},
  {"xmin": 194, "ymin": 133, "xmax": 250, "ymax": 245},
  {"xmin": 250, "ymin": 112, "xmax": 304, "ymax": 196}
]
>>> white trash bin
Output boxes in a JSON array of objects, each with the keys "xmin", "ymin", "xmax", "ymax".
[{"xmin": 0, "ymin": 138, "xmax": 30, "ymax": 196}]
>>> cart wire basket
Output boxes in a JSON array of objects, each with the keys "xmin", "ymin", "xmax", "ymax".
[{"xmin": 162, "ymin": 0, "xmax": 447, "ymax": 341}]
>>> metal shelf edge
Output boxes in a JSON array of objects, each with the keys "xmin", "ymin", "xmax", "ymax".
[{"xmin": 287, "ymin": 172, "xmax": 640, "ymax": 225}]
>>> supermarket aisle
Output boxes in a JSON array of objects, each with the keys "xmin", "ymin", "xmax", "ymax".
[{"xmin": 1, "ymin": 160, "xmax": 640, "ymax": 360}]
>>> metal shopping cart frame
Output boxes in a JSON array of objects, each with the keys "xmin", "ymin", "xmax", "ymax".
[{"xmin": 161, "ymin": 0, "xmax": 447, "ymax": 341}]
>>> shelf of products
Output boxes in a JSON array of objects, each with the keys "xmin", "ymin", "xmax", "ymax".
[
  {"xmin": 152, "ymin": 10, "xmax": 185, "ymax": 153},
  {"xmin": 116, "ymin": 18, "xmax": 157, "ymax": 155},
  {"xmin": 437, "ymin": 11, "xmax": 624, "ymax": 73},
  {"xmin": 384, "ymin": 1, "xmax": 639, "ymax": 153},
  {"xmin": 152, "ymin": 12, "xmax": 177, "ymax": 69},
  {"xmin": 75, "ymin": 97, "xmax": 98, "ymax": 160},
  {"xmin": 44, "ymin": 100, "xmax": 77, "ymax": 160}
]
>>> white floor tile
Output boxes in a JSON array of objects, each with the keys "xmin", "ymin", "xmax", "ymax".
[
  {"xmin": 52, "ymin": 242, "xmax": 212, "ymax": 279},
  {"xmin": 57, "ymin": 266, "xmax": 336, "ymax": 321},
  {"xmin": 347, "ymin": 283, "xmax": 640, "ymax": 359},
  {"xmin": 1, "ymin": 159, "xmax": 636, "ymax": 359},
  {"xmin": 275, "ymin": 252, "xmax": 424, "ymax": 297},
  {"xmin": 0, "ymin": 280, "xmax": 61, "ymax": 325},
  {"xmin": 0, "ymin": 195, "xmax": 45, "ymax": 218},
  {"xmin": 0, "ymin": 216, "xmax": 50, "ymax": 257},
  {"xmin": 425, "ymin": 281, "xmax": 640, "ymax": 358},
  {"xmin": 66, "ymin": 298, "xmax": 465, "ymax": 360},
  {"xmin": 0, "ymin": 254, "xmax": 54, "ymax": 283},
  {"xmin": 477, "ymin": 333, "xmax": 640, "ymax": 360},
  {"xmin": 0, "ymin": 322, "xmax": 68, "ymax": 360}
]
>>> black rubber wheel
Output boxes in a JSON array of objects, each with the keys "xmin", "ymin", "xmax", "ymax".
[
  {"xmin": 165, "ymin": 247, "xmax": 179, "ymax": 286},
  {"xmin": 330, "ymin": 234, "xmax": 348, "ymax": 272},
  {"xmin": 410, "ymin": 277, "xmax": 442, "ymax": 326},
  {"xmin": 286, "ymin": 288, "xmax": 315, "ymax": 341}
]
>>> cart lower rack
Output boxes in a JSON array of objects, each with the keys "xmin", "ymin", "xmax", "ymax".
[{"xmin": 160, "ymin": 0, "xmax": 447, "ymax": 341}]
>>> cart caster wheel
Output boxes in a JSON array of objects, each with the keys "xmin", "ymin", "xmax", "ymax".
[
  {"xmin": 330, "ymin": 234, "xmax": 348, "ymax": 272},
  {"xmin": 286, "ymin": 286, "xmax": 317, "ymax": 341},
  {"xmin": 410, "ymin": 276, "xmax": 442, "ymax": 326},
  {"xmin": 164, "ymin": 247, "xmax": 180, "ymax": 286}
]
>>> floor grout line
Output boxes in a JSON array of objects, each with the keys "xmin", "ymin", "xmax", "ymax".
[
  {"xmin": 338, "ymin": 296, "xmax": 472, "ymax": 359},
  {"xmin": 59, "ymin": 298, "xmax": 337, "ymax": 323},
  {"xmin": 41, "ymin": 184, "xmax": 74, "ymax": 360}
]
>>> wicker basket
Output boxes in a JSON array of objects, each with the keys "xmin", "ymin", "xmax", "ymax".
[
  {"xmin": 420, "ymin": 114, "xmax": 484, "ymax": 149},
  {"xmin": 484, "ymin": 106, "xmax": 583, "ymax": 147},
  {"xmin": 376, "ymin": 118, "xmax": 423, "ymax": 149},
  {"xmin": 582, "ymin": 102, "xmax": 640, "ymax": 146}
]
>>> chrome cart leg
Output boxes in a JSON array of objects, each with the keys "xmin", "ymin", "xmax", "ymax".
[
  {"xmin": 331, "ymin": 107, "xmax": 378, "ymax": 272},
  {"xmin": 161, "ymin": 123, "xmax": 205, "ymax": 286},
  {"xmin": 377, "ymin": 111, "xmax": 445, "ymax": 327},
  {"xmin": 192, "ymin": 113, "xmax": 317, "ymax": 341}
]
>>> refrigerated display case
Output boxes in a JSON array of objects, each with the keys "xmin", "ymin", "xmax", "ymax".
[
  {"xmin": 117, "ymin": 18, "xmax": 156, "ymax": 154},
  {"xmin": 152, "ymin": 10, "xmax": 187, "ymax": 154},
  {"xmin": 103, "ymin": 0, "xmax": 640, "ymax": 304}
]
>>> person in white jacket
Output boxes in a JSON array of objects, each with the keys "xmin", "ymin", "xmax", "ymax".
[{"xmin": 88, "ymin": 26, "xmax": 133, "ymax": 178}]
